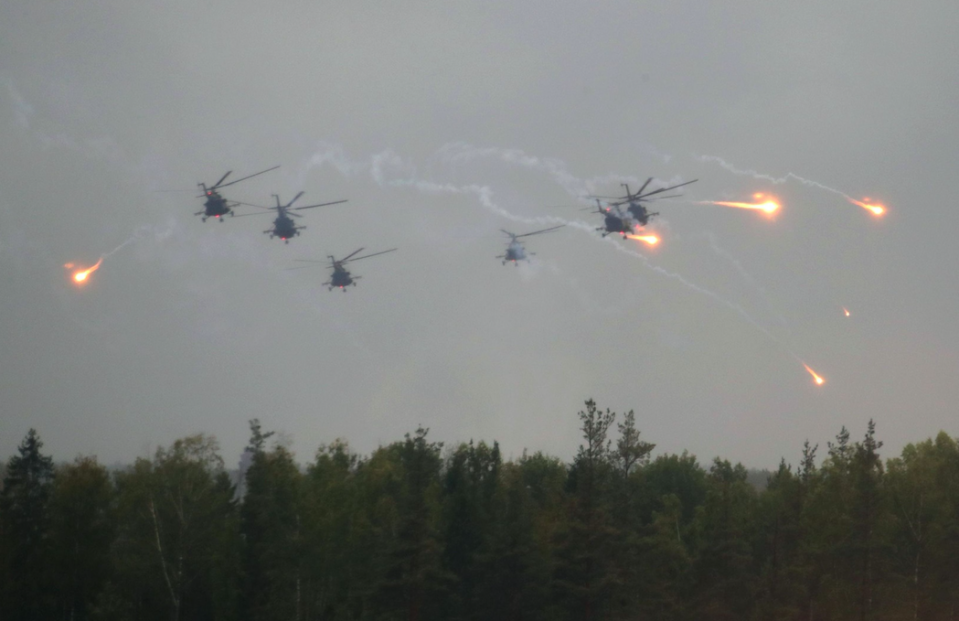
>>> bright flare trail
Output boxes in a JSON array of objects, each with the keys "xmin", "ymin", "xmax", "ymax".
[
  {"xmin": 843, "ymin": 307, "xmax": 851, "ymax": 317},
  {"xmin": 803, "ymin": 364, "xmax": 825, "ymax": 386},
  {"xmin": 846, "ymin": 197, "xmax": 886, "ymax": 217},
  {"xmin": 66, "ymin": 258, "xmax": 103, "ymax": 285},
  {"xmin": 697, "ymin": 156, "xmax": 888, "ymax": 217},
  {"xmin": 699, "ymin": 193, "xmax": 780, "ymax": 215},
  {"xmin": 627, "ymin": 234, "xmax": 660, "ymax": 246}
]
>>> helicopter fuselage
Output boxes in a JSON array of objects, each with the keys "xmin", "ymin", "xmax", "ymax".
[
  {"xmin": 268, "ymin": 214, "xmax": 300, "ymax": 241},
  {"xmin": 626, "ymin": 202, "xmax": 652, "ymax": 226},
  {"xmin": 328, "ymin": 266, "xmax": 355, "ymax": 290},
  {"xmin": 504, "ymin": 241, "xmax": 527, "ymax": 264},
  {"xmin": 602, "ymin": 213, "xmax": 635, "ymax": 237},
  {"xmin": 200, "ymin": 191, "xmax": 233, "ymax": 221}
]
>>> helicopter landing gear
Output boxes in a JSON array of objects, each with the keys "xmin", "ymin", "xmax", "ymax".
[{"xmin": 201, "ymin": 216, "xmax": 207, "ymax": 222}]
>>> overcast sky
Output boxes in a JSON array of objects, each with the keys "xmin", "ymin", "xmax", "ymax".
[{"xmin": 2, "ymin": 0, "xmax": 957, "ymax": 469}]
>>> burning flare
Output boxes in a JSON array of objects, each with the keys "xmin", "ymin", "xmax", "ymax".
[
  {"xmin": 700, "ymin": 193, "xmax": 780, "ymax": 215},
  {"xmin": 627, "ymin": 234, "xmax": 660, "ymax": 246},
  {"xmin": 843, "ymin": 307, "xmax": 851, "ymax": 317},
  {"xmin": 66, "ymin": 258, "xmax": 103, "ymax": 285},
  {"xmin": 803, "ymin": 364, "xmax": 825, "ymax": 386},
  {"xmin": 846, "ymin": 197, "xmax": 885, "ymax": 216}
]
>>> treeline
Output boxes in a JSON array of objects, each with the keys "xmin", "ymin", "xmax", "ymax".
[{"xmin": 1, "ymin": 401, "xmax": 958, "ymax": 621}]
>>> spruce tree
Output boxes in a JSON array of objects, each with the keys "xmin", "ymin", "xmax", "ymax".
[{"xmin": 0, "ymin": 428, "xmax": 56, "ymax": 621}]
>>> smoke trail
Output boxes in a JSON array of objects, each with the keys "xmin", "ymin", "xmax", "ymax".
[
  {"xmin": 694, "ymin": 231, "xmax": 791, "ymax": 334},
  {"xmin": 297, "ymin": 142, "xmax": 815, "ymax": 367},
  {"xmin": 435, "ymin": 142, "xmax": 691, "ymax": 204},
  {"xmin": 102, "ymin": 220, "xmax": 178, "ymax": 258},
  {"xmin": 695, "ymin": 154, "xmax": 859, "ymax": 202}
]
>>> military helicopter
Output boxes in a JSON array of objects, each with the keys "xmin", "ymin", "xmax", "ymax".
[
  {"xmin": 590, "ymin": 178, "xmax": 697, "ymax": 226},
  {"xmin": 195, "ymin": 166, "xmax": 279, "ymax": 222},
  {"xmin": 237, "ymin": 192, "xmax": 347, "ymax": 243},
  {"xmin": 292, "ymin": 248, "xmax": 397, "ymax": 291},
  {"xmin": 589, "ymin": 199, "xmax": 637, "ymax": 238},
  {"xmin": 497, "ymin": 225, "xmax": 564, "ymax": 265}
]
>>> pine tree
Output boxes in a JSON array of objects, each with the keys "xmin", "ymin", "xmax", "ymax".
[
  {"xmin": 851, "ymin": 420, "xmax": 884, "ymax": 621},
  {"xmin": 441, "ymin": 440, "xmax": 501, "ymax": 620},
  {"xmin": 691, "ymin": 459, "xmax": 756, "ymax": 620},
  {"xmin": 553, "ymin": 400, "xmax": 618, "ymax": 621},
  {"xmin": 239, "ymin": 421, "xmax": 304, "ymax": 621},
  {"xmin": 0, "ymin": 428, "xmax": 56, "ymax": 621},
  {"xmin": 374, "ymin": 427, "xmax": 449, "ymax": 621}
]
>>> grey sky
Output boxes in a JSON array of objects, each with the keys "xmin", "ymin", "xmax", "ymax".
[{"xmin": 2, "ymin": 0, "xmax": 957, "ymax": 468}]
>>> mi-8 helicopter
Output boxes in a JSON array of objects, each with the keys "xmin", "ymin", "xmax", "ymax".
[
  {"xmin": 590, "ymin": 200, "xmax": 637, "ymax": 238},
  {"xmin": 195, "ymin": 166, "xmax": 279, "ymax": 222},
  {"xmin": 237, "ymin": 192, "xmax": 346, "ymax": 242},
  {"xmin": 292, "ymin": 248, "xmax": 397, "ymax": 291},
  {"xmin": 590, "ymin": 178, "xmax": 697, "ymax": 226},
  {"xmin": 497, "ymin": 225, "xmax": 564, "ymax": 265}
]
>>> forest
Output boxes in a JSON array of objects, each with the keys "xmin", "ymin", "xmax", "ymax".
[{"xmin": 1, "ymin": 400, "xmax": 957, "ymax": 621}]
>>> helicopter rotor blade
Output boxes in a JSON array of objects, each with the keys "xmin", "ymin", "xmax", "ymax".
[
  {"xmin": 344, "ymin": 248, "xmax": 398, "ymax": 264},
  {"xmin": 210, "ymin": 171, "xmax": 232, "ymax": 189},
  {"xmin": 644, "ymin": 193, "xmax": 683, "ymax": 201},
  {"xmin": 633, "ymin": 177, "xmax": 653, "ymax": 198},
  {"xmin": 339, "ymin": 248, "xmax": 366, "ymax": 263},
  {"xmin": 284, "ymin": 191, "xmax": 305, "ymax": 209},
  {"xmin": 514, "ymin": 224, "xmax": 565, "ymax": 239},
  {"xmin": 293, "ymin": 199, "xmax": 348, "ymax": 211},
  {"xmin": 638, "ymin": 179, "xmax": 697, "ymax": 199},
  {"xmin": 216, "ymin": 165, "xmax": 280, "ymax": 189}
]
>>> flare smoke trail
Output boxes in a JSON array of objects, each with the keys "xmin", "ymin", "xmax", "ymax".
[
  {"xmin": 66, "ymin": 220, "xmax": 178, "ymax": 285},
  {"xmin": 433, "ymin": 143, "xmax": 793, "ymax": 336},
  {"xmin": 696, "ymin": 155, "xmax": 851, "ymax": 196},
  {"xmin": 696, "ymin": 155, "xmax": 886, "ymax": 218},
  {"xmin": 301, "ymin": 143, "xmax": 820, "ymax": 380},
  {"xmin": 696, "ymin": 232, "xmax": 791, "ymax": 334}
]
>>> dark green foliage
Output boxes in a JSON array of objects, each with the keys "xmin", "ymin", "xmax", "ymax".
[
  {"xmin": 113, "ymin": 434, "xmax": 238, "ymax": 621},
  {"xmin": 373, "ymin": 427, "xmax": 451, "ymax": 621},
  {"xmin": 0, "ymin": 429, "xmax": 56, "ymax": 620},
  {"xmin": 48, "ymin": 456, "xmax": 117, "ymax": 621},
  {"xmin": 690, "ymin": 459, "xmax": 756, "ymax": 620},
  {"xmin": 3, "ymin": 411, "xmax": 959, "ymax": 621},
  {"xmin": 240, "ymin": 424, "xmax": 303, "ymax": 621}
]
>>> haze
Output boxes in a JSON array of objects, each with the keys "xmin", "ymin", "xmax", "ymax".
[{"xmin": 2, "ymin": 0, "xmax": 957, "ymax": 467}]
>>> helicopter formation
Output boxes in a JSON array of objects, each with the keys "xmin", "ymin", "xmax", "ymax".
[
  {"xmin": 587, "ymin": 179, "xmax": 698, "ymax": 238},
  {"xmin": 190, "ymin": 165, "xmax": 698, "ymax": 289}
]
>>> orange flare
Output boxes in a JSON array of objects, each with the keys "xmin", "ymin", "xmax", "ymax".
[
  {"xmin": 803, "ymin": 364, "xmax": 825, "ymax": 386},
  {"xmin": 627, "ymin": 234, "xmax": 660, "ymax": 246},
  {"xmin": 846, "ymin": 197, "xmax": 885, "ymax": 216},
  {"xmin": 68, "ymin": 258, "xmax": 103, "ymax": 285},
  {"xmin": 843, "ymin": 307, "xmax": 851, "ymax": 317},
  {"xmin": 708, "ymin": 199, "xmax": 780, "ymax": 214}
]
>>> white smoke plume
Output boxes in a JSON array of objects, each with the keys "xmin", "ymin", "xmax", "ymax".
[
  {"xmin": 101, "ymin": 219, "xmax": 179, "ymax": 259},
  {"xmin": 694, "ymin": 231, "xmax": 791, "ymax": 334},
  {"xmin": 695, "ymin": 154, "xmax": 859, "ymax": 202},
  {"xmin": 298, "ymin": 142, "xmax": 805, "ymax": 363}
]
